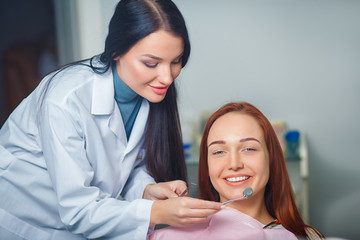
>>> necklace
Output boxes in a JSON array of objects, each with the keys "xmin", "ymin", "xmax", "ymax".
[{"xmin": 263, "ymin": 219, "xmax": 281, "ymax": 229}]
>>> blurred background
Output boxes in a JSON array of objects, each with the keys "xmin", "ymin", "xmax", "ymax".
[{"xmin": 0, "ymin": 1, "xmax": 359, "ymax": 239}]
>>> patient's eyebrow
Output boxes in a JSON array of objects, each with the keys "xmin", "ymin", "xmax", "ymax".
[
  {"xmin": 208, "ymin": 137, "xmax": 260, "ymax": 148},
  {"xmin": 207, "ymin": 140, "xmax": 225, "ymax": 148},
  {"xmin": 240, "ymin": 137, "xmax": 260, "ymax": 143}
]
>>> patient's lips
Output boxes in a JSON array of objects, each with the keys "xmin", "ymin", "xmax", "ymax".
[
  {"xmin": 224, "ymin": 174, "xmax": 251, "ymax": 186},
  {"xmin": 226, "ymin": 176, "xmax": 249, "ymax": 182}
]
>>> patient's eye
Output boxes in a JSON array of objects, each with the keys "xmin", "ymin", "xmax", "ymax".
[
  {"xmin": 208, "ymin": 147, "xmax": 226, "ymax": 156},
  {"xmin": 213, "ymin": 150, "xmax": 225, "ymax": 155},
  {"xmin": 244, "ymin": 148, "xmax": 255, "ymax": 152}
]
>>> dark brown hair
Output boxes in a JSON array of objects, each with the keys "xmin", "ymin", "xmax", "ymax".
[{"xmin": 97, "ymin": 0, "xmax": 190, "ymax": 182}]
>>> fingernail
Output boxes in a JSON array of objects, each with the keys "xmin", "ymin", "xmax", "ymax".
[{"xmin": 220, "ymin": 205, "xmax": 226, "ymax": 209}]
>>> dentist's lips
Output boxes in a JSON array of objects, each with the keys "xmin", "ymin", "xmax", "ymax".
[{"xmin": 150, "ymin": 86, "xmax": 168, "ymax": 95}]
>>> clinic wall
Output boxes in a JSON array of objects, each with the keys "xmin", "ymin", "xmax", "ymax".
[
  {"xmin": 56, "ymin": 1, "xmax": 359, "ymax": 239},
  {"xmin": 53, "ymin": 0, "xmax": 112, "ymax": 65}
]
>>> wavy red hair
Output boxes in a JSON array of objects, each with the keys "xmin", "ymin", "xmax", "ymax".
[{"xmin": 198, "ymin": 102, "xmax": 323, "ymax": 239}]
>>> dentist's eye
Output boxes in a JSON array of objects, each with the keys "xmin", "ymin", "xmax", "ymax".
[
  {"xmin": 171, "ymin": 58, "xmax": 182, "ymax": 65},
  {"xmin": 144, "ymin": 62, "xmax": 158, "ymax": 68}
]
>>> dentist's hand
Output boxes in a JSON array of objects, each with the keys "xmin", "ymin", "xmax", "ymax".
[
  {"xmin": 149, "ymin": 197, "xmax": 222, "ymax": 227},
  {"xmin": 143, "ymin": 180, "xmax": 188, "ymax": 200}
]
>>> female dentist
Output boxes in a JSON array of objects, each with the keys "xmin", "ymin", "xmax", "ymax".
[{"xmin": 0, "ymin": 0, "xmax": 222, "ymax": 239}]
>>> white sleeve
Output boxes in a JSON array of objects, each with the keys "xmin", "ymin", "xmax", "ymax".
[
  {"xmin": 122, "ymin": 159, "xmax": 156, "ymax": 201},
  {"xmin": 38, "ymin": 99, "xmax": 153, "ymax": 239}
]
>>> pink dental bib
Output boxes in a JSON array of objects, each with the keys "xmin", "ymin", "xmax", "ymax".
[{"xmin": 148, "ymin": 207, "xmax": 297, "ymax": 240}]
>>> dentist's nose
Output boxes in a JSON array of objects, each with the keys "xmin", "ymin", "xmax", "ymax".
[
  {"xmin": 158, "ymin": 65, "xmax": 173, "ymax": 85},
  {"xmin": 228, "ymin": 152, "xmax": 244, "ymax": 170}
]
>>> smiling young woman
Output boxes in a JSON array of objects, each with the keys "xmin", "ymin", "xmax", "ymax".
[
  {"xmin": 113, "ymin": 30, "xmax": 184, "ymax": 103},
  {"xmin": 206, "ymin": 111, "xmax": 272, "ymax": 224},
  {"xmin": 148, "ymin": 102, "xmax": 324, "ymax": 239},
  {"xmin": 198, "ymin": 102, "xmax": 324, "ymax": 239}
]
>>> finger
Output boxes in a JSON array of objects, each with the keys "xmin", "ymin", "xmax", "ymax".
[
  {"xmin": 162, "ymin": 188, "xmax": 179, "ymax": 199},
  {"xmin": 170, "ymin": 180, "xmax": 187, "ymax": 195},
  {"xmin": 177, "ymin": 208, "xmax": 221, "ymax": 219},
  {"xmin": 183, "ymin": 198, "xmax": 223, "ymax": 210},
  {"xmin": 178, "ymin": 187, "xmax": 189, "ymax": 197}
]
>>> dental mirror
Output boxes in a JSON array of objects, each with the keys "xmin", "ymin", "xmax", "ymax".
[{"xmin": 222, "ymin": 187, "xmax": 253, "ymax": 205}]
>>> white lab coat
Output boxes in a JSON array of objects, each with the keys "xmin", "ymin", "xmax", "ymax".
[{"xmin": 0, "ymin": 61, "xmax": 155, "ymax": 239}]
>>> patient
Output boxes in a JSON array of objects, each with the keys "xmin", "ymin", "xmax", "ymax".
[{"xmin": 148, "ymin": 102, "xmax": 324, "ymax": 240}]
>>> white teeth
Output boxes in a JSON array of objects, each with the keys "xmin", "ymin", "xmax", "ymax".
[{"xmin": 226, "ymin": 176, "xmax": 249, "ymax": 182}]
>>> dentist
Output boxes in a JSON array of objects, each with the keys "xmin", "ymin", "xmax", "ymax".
[{"xmin": 0, "ymin": 0, "xmax": 222, "ymax": 239}]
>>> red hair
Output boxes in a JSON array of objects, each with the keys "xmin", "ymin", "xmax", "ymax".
[{"xmin": 198, "ymin": 102, "xmax": 323, "ymax": 239}]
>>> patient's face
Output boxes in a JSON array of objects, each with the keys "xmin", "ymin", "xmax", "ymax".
[{"xmin": 207, "ymin": 112, "xmax": 269, "ymax": 203}]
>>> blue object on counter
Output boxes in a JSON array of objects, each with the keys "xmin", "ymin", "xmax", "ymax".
[
  {"xmin": 183, "ymin": 143, "xmax": 192, "ymax": 160},
  {"xmin": 285, "ymin": 130, "xmax": 300, "ymax": 161}
]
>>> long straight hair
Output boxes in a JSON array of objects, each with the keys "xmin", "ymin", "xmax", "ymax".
[
  {"xmin": 41, "ymin": 0, "xmax": 189, "ymax": 183},
  {"xmin": 198, "ymin": 102, "xmax": 323, "ymax": 239},
  {"xmin": 91, "ymin": 0, "xmax": 190, "ymax": 182}
]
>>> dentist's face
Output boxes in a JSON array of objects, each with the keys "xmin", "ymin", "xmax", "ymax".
[
  {"xmin": 207, "ymin": 112, "xmax": 270, "ymax": 204},
  {"xmin": 114, "ymin": 30, "xmax": 184, "ymax": 103}
]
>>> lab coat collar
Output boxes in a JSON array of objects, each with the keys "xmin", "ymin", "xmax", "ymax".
[
  {"xmin": 90, "ymin": 65, "xmax": 150, "ymax": 152},
  {"xmin": 91, "ymin": 67, "xmax": 115, "ymax": 115},
  {"xmin": 126, "ymin": 99, "xmax": 149, "ymax": 153},
  {"xmin": 107, "ymin": 99, "xmax": 149, "ymax": 154}
]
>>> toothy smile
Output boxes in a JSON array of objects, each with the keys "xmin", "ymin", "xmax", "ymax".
[{"xmin": 226, "ymin": 176, "xmax": 250, "ymax": 182}]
